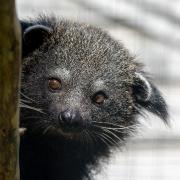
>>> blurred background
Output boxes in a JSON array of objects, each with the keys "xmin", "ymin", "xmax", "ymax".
[{"xmin": 16, "ymin": 0, "xmax": 180, "ymax": 179}]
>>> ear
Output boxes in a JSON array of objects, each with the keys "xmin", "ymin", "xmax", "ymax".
[
  {"xmin": 22, "ymin": 24, "xmax": 52, "ymax": 57},
  {"xmin": 133, "ymin": 73, "xmax": 168, "ymax": 123}
]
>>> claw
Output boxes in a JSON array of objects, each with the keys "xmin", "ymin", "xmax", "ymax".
[{"xmin": 19, "ymin": 127, "xmax": 27, "ymax": 136}]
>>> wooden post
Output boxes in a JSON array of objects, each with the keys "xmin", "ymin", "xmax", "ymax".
[{"xmin": 0, "ymin": 0, "xmax": 21, "ymax": 180}]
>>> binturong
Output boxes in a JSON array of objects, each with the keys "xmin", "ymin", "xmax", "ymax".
[{"xmin": 19, "ymin": 16, "xmax": 168, "ymax": 180}]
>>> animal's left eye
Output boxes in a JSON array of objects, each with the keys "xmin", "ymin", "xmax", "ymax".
[
  {"xmin": 48, "ymin": 78, "xmax": 62, "ymax": 91},
  {"xmin": 92, "ymin": 91, "xmax": 108, "ymax": 105}
]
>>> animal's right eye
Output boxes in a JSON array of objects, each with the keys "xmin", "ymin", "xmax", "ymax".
[
  {"xmin": 92, "ymin": 91, "xmax": 108, "ymax": 105},
  {"xmin": 48, "ymin": 78, "xmax": 62, "ymax": 91}
]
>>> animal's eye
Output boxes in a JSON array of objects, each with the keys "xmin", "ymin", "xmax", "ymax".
[
  {"xmin": 48, "ymin": 78, "xmax": 62, "ymax": 91},
  {"xmin": 92, "ymin": 91, "xmax": 108, "ymax": 105}
]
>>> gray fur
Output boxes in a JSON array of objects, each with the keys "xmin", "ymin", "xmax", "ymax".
[{"xmin": 20, "ymin": 16, "xmax": 168, "ymax": 180}]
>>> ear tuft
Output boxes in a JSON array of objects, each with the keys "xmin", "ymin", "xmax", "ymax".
[
  {"xmin": 22, "ymin": 24, "xmax": 53, "ymax": 57},
  {"xmin": 134, "ymin": 73, "xmax": 152, "ymax": 102},
  {"xmin": 133, "ymin": 73, "xmax": 168, "ymax": 123}
]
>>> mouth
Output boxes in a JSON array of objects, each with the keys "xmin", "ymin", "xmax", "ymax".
[
  {"xmin": 56, "ymin": 128, "xmax": 82, "ymax": 139},
  {"xmin": 59, "ymin": 124, "xmax": 84, "ymax": 134}
]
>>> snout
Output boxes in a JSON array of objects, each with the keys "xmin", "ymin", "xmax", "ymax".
[{"xmin": 58, "ymin": 109, "xmax": 85, "ymax": 130}]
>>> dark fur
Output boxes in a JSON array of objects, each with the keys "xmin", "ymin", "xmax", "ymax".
[{"xmin": 20, "ymin": 16, "xmax": 168, "ymax": 180}]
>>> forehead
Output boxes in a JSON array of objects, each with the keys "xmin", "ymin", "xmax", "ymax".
[
  {"xmin": 37, "ymin": 23, "xmax": 135, "ymax": 84},
  {"xmin": 49, "ymin": 24, "xmax": 120, "ymax": 64},
  {"xmin": 48, "ymin": 29, "xmax": 119, "ymax": 67}
]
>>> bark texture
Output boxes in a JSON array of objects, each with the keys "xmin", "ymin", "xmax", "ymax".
[{"xmin": 0, "ymin": 0, "xmax": 21, "ymax": 180}]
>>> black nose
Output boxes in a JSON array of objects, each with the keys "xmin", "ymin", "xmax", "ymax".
[{"xmin": 59, "ymin": 109, "xmax": 83, "ymax": 128}]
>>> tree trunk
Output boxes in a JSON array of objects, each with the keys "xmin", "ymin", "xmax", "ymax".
[{"xmin": 0, "ymin": 0, "xmax": 21, "ymax": 180}]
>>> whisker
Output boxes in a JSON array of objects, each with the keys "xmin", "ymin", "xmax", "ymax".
[
  {"xmin": 22, "ymin": 117, "xmax": 42, "ymax": 121},
  {"xmin": 93, "ymin": 124, "xmax": 136, "ymax": 131},
  {"xmin": 92, "ymin": 120, "xmax": 123, "ymax": 126},
  {"xmin": 43, "ymin": 125, "xmax": 53, "ymax": 135},
  {"xmin": 20, "ymin": 99, "xmax": 31, "ymax": 104},
  {"xmin": 20, "ymin": 92, "xmax": 36, "ymax": 102},
  {"xmin": 92, "ymin": 121, "xmax": 133, "ymax": 129},
  {"xmin": 103, "ymin": 129, "xmax": 122, "ymax": 143},
  {"xmin": 101, "ymin": 133, "xmax": 116, "ymax": 146},
  {"xmin": 25, "ymin": 119, "xmax": 50, "ymax": 133},
  {"xmin": 97, "ymin": 135, "xmax": 110, "ymax": 147},
  {"xmin": 95, "ymin": 125, "xmax": 126, "ymax": 130},
  {"xmin": 102, "ymin": 132, "xmax": 119, "ymax": 146},
  {"xmin": 108, "ymin": 128, "xmax": 128, "ymax": 134},
  {"xmin": 93, "ymin": 132, "xmax": 111, "ymax": 147},
  {"xmin": 20, "ymin": 103, "xmax": 46, "ymax": 114}
]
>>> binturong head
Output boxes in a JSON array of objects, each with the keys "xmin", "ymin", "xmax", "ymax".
[{"xmin": 20, "ymin": 17, "xmax": 168, "ymax": 147}]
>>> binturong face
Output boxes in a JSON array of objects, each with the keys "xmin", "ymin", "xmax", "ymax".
[{"xmin": 20, "ymin": 17, "xmax": 168, "ymax": 147}]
